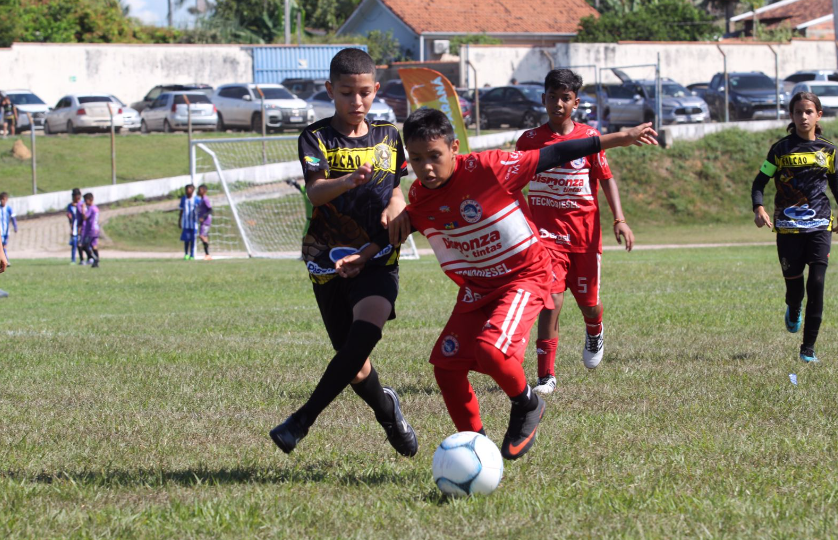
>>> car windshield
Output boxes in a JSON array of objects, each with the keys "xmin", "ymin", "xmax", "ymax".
[
  {"xmin": 810, "ymin": 85, "xmax": 838, "ymax": 97},
  {"xmin": 174, "ymin": 94, "xmax": 212, "ymax": 104},
  {"xmin": 519, "ymin": 87, "xmax": 542, "ymax": 101},
  {"xmin": 110, "ymin": 96, "xmax": 126, "ymax": 106},
  {"xmin": 78, "ymin": 96, "xmax": 112, "ymax": 104},
  {"xmin": 643, "ymin": 83, "xmax": 690, "ymax": 98},
  {"xmin": 7, "ymin": 93, "xmax": 45, "ymax": 105},
  {"xmin": 259, "ymin": 87, "xmax": 295, "ymax": 100},
  {"xmin": 729, "ymin": 75, "xmax": 775, "ymax": 91}
]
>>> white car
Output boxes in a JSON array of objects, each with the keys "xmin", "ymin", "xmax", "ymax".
[
  {"xmin": 213, "ymin": 83, "xmax": 314, "ymax": 132},
  {"xmin": 1, "ymin": 89, "xmax": 49, "ymax": 131},
  {"xmin": 110, "ymin": 95, "xmax": 141, "ymax": 131},
  {"xmin": 140, "ymin": 91, "xmax": 218, "ymax": 133},
  {"xmin": 306, "ymin": 90, "xmax": 397, "ymax": 123},
  {"xmin": 45, "ymin": 94, "xmax": 125, "ymax": 134},
  {"xmin": 791, "ymin": 81, "xmax": 838, "ymax": 116}
]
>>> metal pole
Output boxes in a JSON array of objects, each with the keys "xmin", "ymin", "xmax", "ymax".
[
  {"xmin": 284, "ymin": 0, "xmax": 291, "ymax": 44},
  {"xmin": 467, "ymin": 60, "xmax": 480, "ymax": 136},
  {"xmin": 598, "ymin": 67, "xmax": 604, "ymax": 132},
  {"xmin": 108, "ymin": 104, "xmax": 116, "ymax": 185},
  {"xmin": 256, "ymin": 86, "xmax": 267, "ymax": 165},
  {"xmin": 185, "ymin": 94, "xmax": 193, "ymax": 165},
  {"xmin": 768, "ymin": 44, "xmax": 780, "ymax": 120},
  {"xmin": 297, "ymin": 11, "xmax": 302, "ymax": 45},
  {"xmin": 717, "ymin": 45, "xmax": 729, "ymax": 123},
  {"xmin": 656, "ymin": 53, "xmax": 662, "ymax": 136},
  {"xmin": 26, "ymin": 112, "xmax": 36, "ymax": 194},
  {"xmin": 189, "ymin": 140, "xmax": 196, "ymax": 186},
  {"xmin": 832, "ymin": 0, "xmax": 838, "ymax": 69}
]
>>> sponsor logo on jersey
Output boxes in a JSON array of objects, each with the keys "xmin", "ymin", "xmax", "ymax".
[
  {"xmin": 409, "ymin": 184, "xmax": 417, "ymax": 201},
  {"xmin": 440, "ymin": 206, "xmax": 451, "ymax": 212},
  {"xmin": 783, "ymin": 204, "xmax": 817, "ymax": 220},
  {"xmin": 444, "ymin": 230, "xmax": 502, "ymax": 256},
  {"xmin": 816, "ymin": 151, "xmax": 826, "ymax": 167},
  {"xmin": 460, "ymin": 199, "xmax": 483, "ymax": 223},
  {"xmin": 328, "ymin": 244, "xmax": 393, "ymax": 263},
  {"xmin": 374, "ymin": 143, "xmax": 392, "ymax": 170},
  {"xmin": 444, "ymin": 221, "xmax": 459, "ymax": 229},
  {"xmin": 776, "ymin": 218, "xmax": 831, "ymax": 229},
  {"xmin": 465, "ymin": 156, "xmax": 477, "ymax": 172},
  {"xmin": 441, "ymin": 335, "xmax": 460, "ymax": 356},
  {"xmin": 539, "ymin": 228, "xmax": 570, "ymax": 245},
  {"xmin": 306, "ymin": 261, "xmax": 336, "ymax": 275},
  {"xmin": 304, "ymin": 156, "xmax": 320, "ymax": 165},
  {"xmin": 462, "ymin": 287, "xmax": 483, "ymax": 303},
  {"xmin": 570, "ymin": 157, "xmax": 586, "ymax": 169},
  {"xmin": 526, "ymin": 129, "xmax": 537, "ymax": 138}
]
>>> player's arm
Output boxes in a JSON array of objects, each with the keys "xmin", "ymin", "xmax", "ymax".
[
  {"xmin": 0, "ymin": 244, "xmax": 7, "ymax": 273},
  {"xmin": 601, "ymin": 177, "xmax": 633, "ymax": 251},
  {"xmin": 535, "ymin": 123, "xmax": 657, "ymax": 174},
  {"xmin": 752, "ymin": 153, "xmax": 776, "ymax": 229},
  {"xmin": 10, "ymin": 214, "xmax": 17, "ymax": 233},
  {"xmin": 381, "ymin": 186, "xmax": 411, "ymax": 247},
  {"xmin": 305, "ymin": 164, "xmax": 375, "ymax": 207}
]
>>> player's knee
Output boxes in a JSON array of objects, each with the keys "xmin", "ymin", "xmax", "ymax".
[
  {"xmin": 473, "ymin": 339, "xmax": 505, "ymax": 372},
  {"xmin": 579, "ymin": 304, "xmax": 601, "ymax": 319}
]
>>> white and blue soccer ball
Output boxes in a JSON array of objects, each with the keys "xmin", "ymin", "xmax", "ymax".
[{"xmin": 432, "ymin": 431, "xmax": 503, "ymax": 497}]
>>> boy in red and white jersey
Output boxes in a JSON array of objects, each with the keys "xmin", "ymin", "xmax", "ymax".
[
  {"xmin": 516, "ymin": 69, "xmax": 635, "ymax": 395},
  {"xmin": 337, "ymin": 108, "xmax": 656, "ymax": 460}
]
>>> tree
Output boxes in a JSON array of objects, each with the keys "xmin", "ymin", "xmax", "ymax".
[
  {"xmin": 575, "ymin": 0, "xmax": 721, "ymax": 42},
  {"xmin": 298, "ymin": 0, "xmax": 360, "ymax": 32},
  {"xmin": 365, "ymin": 29, "xmax": 401, "ymax": 64},
  {"xmin": 0, "ymin": 0, "xmax": 23, "ymax": 48}
]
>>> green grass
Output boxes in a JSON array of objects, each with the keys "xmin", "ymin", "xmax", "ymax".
[{"xmin": 2, "ymin": 248, "xmax": 838, "ymax": 538}]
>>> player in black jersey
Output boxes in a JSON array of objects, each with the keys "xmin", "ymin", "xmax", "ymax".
[
  {"xmin": 269, "ymin": 49, "xmax": 417, "ymax": 457},
  {"xmin": 752, "ymin": 91, "xmax": 838, "ymax": 363}
]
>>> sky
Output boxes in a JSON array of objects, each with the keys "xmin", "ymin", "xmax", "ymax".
[{"xmin": 124, "ymin": 0, "xmax": 196, "ymax": 27}]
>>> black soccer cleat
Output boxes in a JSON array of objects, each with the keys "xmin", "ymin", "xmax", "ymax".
[
  {"xmin": 501, "ymin": 394, "xmax": 545, "ymax": 460},
  {"xmin": 269, "ymin": 415, "xmax": 309, "ymax": 454},
  {"xmin": 380, "ymin": 387, "xmax": 418, "ymax": 457}
]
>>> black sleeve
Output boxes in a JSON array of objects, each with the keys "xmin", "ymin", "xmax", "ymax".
[
  {"xmin": 394, "ymin": 132, "xmax": 408, "ymax": 188},
  {"xmin": 298, "ymin": 128, "xmax": 329, "ymax": 184},
  {"xmin": 751, "ymin": 172, "xmax": 771, "ymax": 210},
  {"xmin": 536, "ymin": 137, "xmax": 601, "ymax": 174}
]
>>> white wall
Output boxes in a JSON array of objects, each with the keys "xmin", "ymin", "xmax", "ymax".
[
  {"xmin": 461, "ymin": 40, "xmax": 838, "ymax": 88},
  {"xmin": 0, "ymin": 43, "xmax": 253, "ymax": 108}
]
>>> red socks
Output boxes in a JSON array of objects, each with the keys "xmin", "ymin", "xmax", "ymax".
[
  {"xmin": 434, "ymin": 366, "xmax": 483, "ymax": 432},
  {"xmin": 584, "ymin": 309, "xmax": 603, "ymax": 336},
  {"xmin": 535, "ymin": 338, "xmax": 558, "ymax": 378}
]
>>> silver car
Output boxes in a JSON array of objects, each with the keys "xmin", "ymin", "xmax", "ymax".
[
  {"xmin": 607, "ymin": 78, "xmax": 709, "ymax": 129},
  {"xmin": 140, "ymin": 91, "xmax": 218, "ymax": 133},
  {"xmin": 110, "ymin": 95, "xmax": 140, "ymax": 131},
  {"xmin": 306, "ymin": 90, "xmax": 397, "ymax": 123},
  {"xmin": 2, "ymin": 89, "xmax": 49, "ymax": 131},
  {"xmin": 791, "ymin": 81, "xmax": 838, "ymax": 116},
  {"xmin": 213, "ymin": 83, "xmax": 314, "ymax": 132},
  {"xmin": 45, "ymin": 94, "xmax": 125, "ymax": 134}
]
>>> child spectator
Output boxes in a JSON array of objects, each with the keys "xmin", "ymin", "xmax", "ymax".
[
  {"xmin": 197, "ymin": 184, "xmax": 213, "ymax": 260},
  {"xmin": 179, "ymin": 184, "xmax": 199, "ymax": 260},
  {"xmin": 1, "ymin": 95, "xmax": 15, "ymax": 138},
  {"xmin": 0, "ymin": 192, "xmax": 17, "ymax": 263},
  {"xmin": 67, "ymin": 188, "xmax": 85, "ymax": 265},
  {"xmin": 80, "ymin": 193, "xmax": 100, "ymax": 268}
]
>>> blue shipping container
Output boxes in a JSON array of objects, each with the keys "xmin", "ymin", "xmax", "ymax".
[{"xmin": 251, "ymin": 45, "xmax": 369, "ymax": 84}]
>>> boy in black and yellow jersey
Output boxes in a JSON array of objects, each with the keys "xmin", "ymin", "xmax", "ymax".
[
  {"xmin": 753, "ymin": 91, "xmax": 838, "ymax": 363},
  {"xmin": 270, "ymin": 48, "xmax": 418, "ymax": 457}
]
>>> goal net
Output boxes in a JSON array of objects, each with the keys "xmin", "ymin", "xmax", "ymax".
[{"xmin": 191, "ymin": 135, "xmax": 419, "ymax": 260}]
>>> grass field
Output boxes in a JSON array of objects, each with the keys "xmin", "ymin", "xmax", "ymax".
[{"xmin": 2, "ymin": 246, "xmax": 838, "ymax": 538}]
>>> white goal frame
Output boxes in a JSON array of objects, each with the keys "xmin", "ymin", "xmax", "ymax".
[{"xmin": 190, "ymin": 135, "xmax": 419, "ymax": 260}]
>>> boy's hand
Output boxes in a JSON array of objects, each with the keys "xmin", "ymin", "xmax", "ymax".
[
  {"xmin": 622, "ymin": 123, "xmax": 659, "ymax": 147},
  {"xmin": 614, "ymin": 222, "xmax": 634, "ymax": 251},
  {"xmin": 345, "ymin": 163, "xmax": 374, "ymax": 190},
  {"xmin": 0, "ymin": 250, "xmax": 7, "ymax": 273},
  {"xmin": 754, "ymin": 206, "xmax": 773, "ymax": 229},
  {"xmin": 335, "ymin": 253, "xmax": 367, "ymax": 278},
  {"xmin": 381, "ymin": 193, "xmax": 410, "ymax": 246}
]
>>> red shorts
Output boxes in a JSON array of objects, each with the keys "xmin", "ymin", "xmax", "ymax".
[
  {"xmin": 430, "ymin": 287, "xmax": 546, "ymax": 371},
  {"xmin": 549, "ymin": 251, "xmax": 601, "ymax": 307}
]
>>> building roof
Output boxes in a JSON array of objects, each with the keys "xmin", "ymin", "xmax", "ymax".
[
  {"xmin": 375, "ymin": 0, "xmax": 599, "ymax": 35},
  {"xmin": 730, "ymin": 0, "xmax": 832, "ymax": 30}
]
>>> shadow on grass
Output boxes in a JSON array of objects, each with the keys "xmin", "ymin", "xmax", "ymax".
[{"xmin": 2, "ymin": 463, "xmax": 426, "ymax": 488}]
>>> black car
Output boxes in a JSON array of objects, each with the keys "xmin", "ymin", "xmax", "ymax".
[
  {"xmin": 131, "ymin": 84, "xmax": 213, "ymax": 113},
  {"xmin": 704, "ymin": 72, "xmax": 786, "ymax": 121},
  {"xmin": 478, "ymin": 85, "xmax": 547, "ymax": 129},
  {"xmin": 281, "ymin": 78, "xmax": 327, "ymax": 100}
]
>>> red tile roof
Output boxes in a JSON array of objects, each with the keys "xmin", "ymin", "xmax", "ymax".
[
  {"xmin": 737, "ymin": 0, "xmax": 831, "ymax": 29},
  {"xmin": 379, "ymin": 0, "xmax": 599, "ymax": 35}
]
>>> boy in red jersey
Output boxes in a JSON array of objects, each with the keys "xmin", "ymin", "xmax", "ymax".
[
  {"xmin": 337, "ymin": 109, "xmax": 656, "ymax": 460},
  {"xmin": 516, "ymin": 69, "xmax": 635, "ymax": 395}
]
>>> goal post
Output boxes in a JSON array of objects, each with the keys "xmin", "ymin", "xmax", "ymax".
[{"xmin": 190, "ymin": 135, "xmax": 419, "ymax": 260}]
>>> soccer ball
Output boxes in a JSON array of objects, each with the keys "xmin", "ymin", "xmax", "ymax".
[{"xmin": 432, "ymin": 431, "xmax": 504, "ymax": 497}]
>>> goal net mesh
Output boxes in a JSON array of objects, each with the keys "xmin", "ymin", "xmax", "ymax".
[{"xmin": 192, "ymin": 136, "xmax": 419, "ymax": 260}]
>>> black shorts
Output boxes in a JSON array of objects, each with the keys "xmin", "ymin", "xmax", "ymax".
[
  {"xmin": 312, "ymin": 264, "xmax": 399, "ymax": 351},
  {"xmin": 777, "ymin": 230, "xmax": 832, "ymax": 277}
]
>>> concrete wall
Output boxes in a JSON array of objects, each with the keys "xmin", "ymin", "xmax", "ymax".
[
  {"xmin": 0, "ymin": 43, "xmax": 253, "ymax": 109},
  {"xmin": 461, "ymin": 45, "xmax": 555, "ymax": 88},
  {"xmin": 661, "ymin": 118, "xmax": 788, "ymax": 147}
]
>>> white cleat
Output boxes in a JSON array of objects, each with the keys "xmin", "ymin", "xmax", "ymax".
[
  {"xmin": 582, "ymin": 326, "xmax": 604, "ymax": 369},
  {"xmin": 533, "ymin": 375, "xmax": 557, "ymax": 396}
]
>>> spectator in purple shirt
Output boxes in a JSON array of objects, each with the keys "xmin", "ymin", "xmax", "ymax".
[
  {"xmin": 81, "ymin": 192, "xmax": 100, "ymax": 269},
  {"xmin": 197, "ymin": 184, "xmax": 213, "ymax": 261}
]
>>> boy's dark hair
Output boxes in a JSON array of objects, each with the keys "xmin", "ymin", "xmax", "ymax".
[
  {"xmin": 544, "ymin": 69, "xmax": 583, "ymax": 95},
  {"xmin": 0, "ymin": 192, "xmax": 7, "ymax": 199},
  {"xmin": 185, "ymin": 184, "xmax": 195, "ymax": 192},
  {"xmin": 83, "ymin": 192, "xmax": 93, "ymax": 201},
  {"xmin": 72, "ymin": 188, "xmax": 81, "ymax": 197},
  {"xmin": 403, "ymin": 108, "xmax": 455, "ymax": 145},
  {"xmin": 329, "ymin": 48, "xmax": 376, "ymax": 82},
  {"xmin": 198, "ymin": 184, "xmax": 208, "ymax": 191},
  {"xmin": 788, "ymin": 91, "xmax": 823, "ymax": 135}
]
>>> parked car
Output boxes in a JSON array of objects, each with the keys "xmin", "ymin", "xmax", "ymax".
[
  {"xmin": 704, "ymin": 72, "xmax": 787, "ymax": 121},
  {"xmin": 378, "ymin": 80, "xmax": 409, "ymax": 121},
  {"xmin": 1, "ymin": 89, "xmax": 49, "ymax": 131},
  {"xmin": 573, "ymin": 90, "xmax": 601, "ymax": 128},
  {"xmin": 478, "ymin": 85, "xmax": 548, "ymax": 129},
  {"xmin": 110, "ymin": 95, "xmax": 140, "ymax": 131},
  {"xmin": 140, "ymin": 91, "xmax": 218, "ymax": 133},
  {"xmin": 212, "ymin": 83, "xmax": 313, "ymax": 132},
  {"xmin": 44, "ymin": 94, "xmax": 124, "ymax": 134},
  {"xmin": 131, "ymin": 84, "xmax": 213, "ymax": 113},
  {"xmin": 606, "ymin": 78, "xmax": 709, "ymax": 129},
  {"xmin": 281, "ymin": 78, "xmax": 327, "ymax": 100},
  {"xmin": 687, "ymin": 82, "xmax": 710, "ymax": 102},
  {"xmin": 306, "ymin": 90, "xmax": 396, "ymax": 123},
  {"xmin": 790, "ymin": 81, "xmax": 838, "ymax": 116},
  {"xmin": 782, "ymin": 70, "xmax": 838, "ymax": 93}
]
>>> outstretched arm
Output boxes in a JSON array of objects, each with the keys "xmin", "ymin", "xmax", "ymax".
[{"xmin": 536, "ymin": 123, "xmax": 657, "ymax": 174}]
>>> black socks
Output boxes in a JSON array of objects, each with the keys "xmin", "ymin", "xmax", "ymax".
[
  {"xmin": 803, "ymin": 264, "xmax": 827, "ymax": 348},
  {"xmin": 351, "ymin": 365, "xmax": 395, "ymax": 423},
  {"xmin": 295, "ymin": 320, "xmax": 382, "ymax": 428},
  {"xmin": 510, "ymin": 386, "xmax": 537, "ymax": 411},
  {"xmin": 202, "ymin": 241, "xmax": 209, "ymax": 255},
  {"xmin": 785, "ymin": 275, "xmax": 804, "ymax": 314}
]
